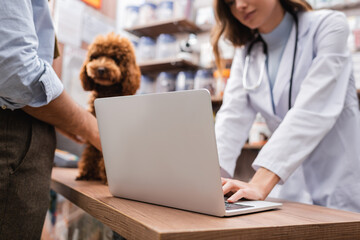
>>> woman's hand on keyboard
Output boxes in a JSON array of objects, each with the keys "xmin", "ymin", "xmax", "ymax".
[
  {"xmin": 222, "ymin": 167, "xmax": 280, "ymax": 202},
  {"xmin": 221, "ymin": 178, "xmax": 264, "ymax": 202}
]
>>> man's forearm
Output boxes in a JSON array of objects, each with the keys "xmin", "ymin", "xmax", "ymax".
[{"xmin": 22, "ymin": 91, "xmax": 101, "ymax": 150}]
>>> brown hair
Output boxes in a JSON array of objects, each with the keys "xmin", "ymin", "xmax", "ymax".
[{"xmin": 211, "ymin": 0, "xmax": 312, "ymax": 71}]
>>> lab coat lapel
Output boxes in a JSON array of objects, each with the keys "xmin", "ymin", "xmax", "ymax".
[
  {"xmin": 271, "ymin": 23, "xmax": 296, "ymax": 109},
  {"xmin": 245, "ymin": 42, "xmax": 275, "ymax": 117},
  {"xmin": 272, "ymin": 13, "xmax": 311, "ymax": 112}
]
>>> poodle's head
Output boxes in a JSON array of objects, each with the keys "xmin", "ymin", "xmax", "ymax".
[{"xmin": 80, "ymin": 32, "xmax": 141, "ymax": 95}]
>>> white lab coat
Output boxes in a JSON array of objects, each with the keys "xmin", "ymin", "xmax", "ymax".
[{"xmin": 215, "ymin": 10, "xmax": 360, "ymax": 212}]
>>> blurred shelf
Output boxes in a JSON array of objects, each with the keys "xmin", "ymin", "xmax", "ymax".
[
  {"xmin": 318, "ymin": 1, "xmax": 360, "ymax": 15},
  {"xmin": 211, "ymin": 96, "xmax": 223, "ymax": 113},
  {"xmin": 124, "ymin": 18, "xmax": 202, "ymax": 38},
  {"xmin": 223, "ymin": 58, "xmax": 233, "ymax": 68},
  {"xmin": 139, "ymin": 58, "xmax": 200, "ymax": 75},
  {"xmin": 243, "ymin": 143, "xmax": 265, "ymax": 150},
  {"xmin": 209, "ymin": 58, "xmax": 233, "ymax": 69},
  {"xmin": 325, "ymin": 1, "xmax": 360, "ymax": 10},
  {"xmin": 211, "ymin": 96, "xmax": 223, "ymax": 104}
]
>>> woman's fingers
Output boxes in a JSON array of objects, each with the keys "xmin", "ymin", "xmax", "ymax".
[
  {"xmin": 222, "ymin": 179, "xmax": 248, "ymax": 196},
  {"xmin": 222, "ymin": 179, "xmax": 265, "ymax": 202},
  {"xmin": 227, "ymin": 189, "xmax": 246, "ymax": 202},
  {"xmin": 222, "ymin": 180, "xmax": 235, "ymax": 195},
  {"xmin": 221, "ymin": 177, "xmax": 229, "ymax": 185}
]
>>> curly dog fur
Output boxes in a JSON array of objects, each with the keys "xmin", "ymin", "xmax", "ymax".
[{"xmin": 76, "ymin": 33, "xmax": 141, "ymax": 183}]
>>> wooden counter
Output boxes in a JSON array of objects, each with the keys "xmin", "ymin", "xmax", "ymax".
[{"xmin": 51, "ymin": 167, "xmax": 360, "ymax": 240}]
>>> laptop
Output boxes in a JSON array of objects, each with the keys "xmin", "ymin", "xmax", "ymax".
[{"xmin": 94, "ymin": 89, "xmax": 282, "ymax": 217}]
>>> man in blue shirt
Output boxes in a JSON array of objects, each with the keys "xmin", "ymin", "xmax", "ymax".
[{"xmin": 0, "ymin": 1, "xmax": 101, "ymax": 239}]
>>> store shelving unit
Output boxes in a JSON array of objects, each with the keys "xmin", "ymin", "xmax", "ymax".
[
  {"xmin": 210, "ymin": 95, "xmax": 223, "ymax": 104},
  {"xmin": 125, "ymin": 18, "xmax": 203, "ymax": 75},
  {"xmin": 124, "ymin": 18, "xmax": 202, "ymax": 38},
  {"xmin": 324, "ymin": 1, "xmax": 360, "ymax": 15},
  {"xmin": 125, "ymin": 18, "xmax": 224, "ymax": 105},
  {"xmin": 243, "ymin": 143, "xmax": 265, "ymax": 150},
  {"xmin": 222, "ymin": 58, "xmax": 233, "ymax": 68},
  {"xmin": 139, "ymin": 58, "xmax": 199, "ymax": 75}
]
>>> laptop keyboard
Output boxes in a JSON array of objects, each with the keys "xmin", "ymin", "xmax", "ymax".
[{"xmin": 225, "ymin": 201, "xmax": 253, "ymax": 211}]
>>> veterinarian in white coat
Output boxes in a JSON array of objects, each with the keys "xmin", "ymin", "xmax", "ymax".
[{"xmin": 212, "ymin": 0, "xmax": 360, "ymax": 212}]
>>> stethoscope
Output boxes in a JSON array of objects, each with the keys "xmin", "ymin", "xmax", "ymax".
[{"xmin": 242, "ymin": 13, "xmax": 299, "ymax": 110}]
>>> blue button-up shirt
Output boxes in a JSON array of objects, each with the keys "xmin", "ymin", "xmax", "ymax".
[{"xmin": 0, "ymin": 0, "xmax": 63, "ymax": 110}]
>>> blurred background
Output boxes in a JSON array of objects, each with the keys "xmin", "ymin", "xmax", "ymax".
[{"xmin": 45, "ymin": 1, "xmax": 360, "ymax": 239}]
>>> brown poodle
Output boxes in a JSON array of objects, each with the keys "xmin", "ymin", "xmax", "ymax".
[{"xmin": 76, "ymin": 32, "xmax": 141, "ymax": 183}]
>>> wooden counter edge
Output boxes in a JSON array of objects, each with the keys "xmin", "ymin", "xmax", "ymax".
[
  {"xmin": 50, "ymin": 168, "xmax": 360, "ymax": 240},
  {"xmin": 50, "ymin": 177, "xmax": 160, "ymax": 240},
  {"xmin": 160, "ymin": 222, "xmax": 360, "ymax": 240}
]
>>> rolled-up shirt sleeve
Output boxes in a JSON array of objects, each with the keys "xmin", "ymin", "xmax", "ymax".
[{"xmin": 0, "ymin": 0, "xmax": 63, "ymax": 110}]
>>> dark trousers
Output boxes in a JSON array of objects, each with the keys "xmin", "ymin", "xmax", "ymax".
[{"xmin": 0, "ymin": 109, "xmax": 56, "ymax": 240}]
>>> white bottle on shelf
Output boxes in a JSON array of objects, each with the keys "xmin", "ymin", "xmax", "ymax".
[{"xmin": 248, "ymin": 113, "xmax": 271, "ymax": 145}]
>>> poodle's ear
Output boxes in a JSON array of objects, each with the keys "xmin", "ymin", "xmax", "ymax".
[
  {"xmin": 121, "ymin": 39, "xmax": 141, "ymax": 95},
  {"xmin": 122, "ymin": 58, "xmax": 141, "ymax": 95},
  {"xmin": 79, "ymin": 62, "xmax": 95, "ymax": 91}
]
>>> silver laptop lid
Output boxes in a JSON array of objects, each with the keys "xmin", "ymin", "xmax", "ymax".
[{"xmin": 95, "ymin": 90, "xmax": 226, "ymax": 216}]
